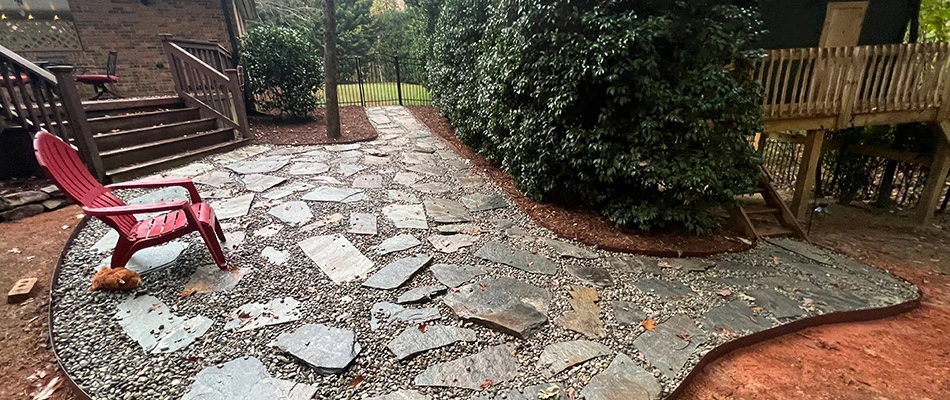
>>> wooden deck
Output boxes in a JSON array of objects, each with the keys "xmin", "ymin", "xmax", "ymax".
[{"xmin": 755, "ymin": 43, "xmax": 950, "ymax": 224}]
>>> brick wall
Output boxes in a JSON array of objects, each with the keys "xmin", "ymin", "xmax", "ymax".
[{"xmin": 21, "ymin": 0, "xmax": 233, "ymax": 98}]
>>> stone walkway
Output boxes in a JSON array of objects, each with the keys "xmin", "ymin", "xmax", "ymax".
[{"xmin": 52, "ymin": 106, "xmax": 919, "ymax": 400}]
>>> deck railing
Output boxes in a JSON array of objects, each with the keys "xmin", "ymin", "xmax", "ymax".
[
  {"xmin": 0, "ymin": 43, "xmax": 103, "ymax": 180},
  {"xmin": 164, "ymin": 36, "xmax": 235, "ymax": 74},
  {"xmin": 161, "ymin": 37, "xmax": 249, "ymax": 139},
  {"xmin": 756, "ymin": 43, "xmax": 950, "ymax": 128}
]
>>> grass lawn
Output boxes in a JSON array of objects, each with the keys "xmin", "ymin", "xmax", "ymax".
[{"xmin": 317, "ymin": 82, "xmax": 431, "ymax": 106}]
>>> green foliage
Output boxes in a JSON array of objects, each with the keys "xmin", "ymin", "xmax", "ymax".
[
  {"xmin": 920, "ymin": 0, "xmax": 950, "ymax": 42},
  {"xmin": 241, "ymin": 25, "xmax": 324, "ymax": 118},
  {"xmin": 255, "ymin": 0, "xmax": 376, "ymax": 60},
  {"xmin": 430, "ymin": 0, "xmax": 765, "ymax": 233}
]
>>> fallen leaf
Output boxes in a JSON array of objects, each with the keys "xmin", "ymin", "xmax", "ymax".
[
  {"xmin": 771, "ymin": 256, "xmax": 781, "ymax": 265},
  {"xmin": 418, "ymin": 323, "xmax": 429, "ymax": 333},
  {"xmin": 657, "ymin": 261, "xmax": 673, "ymax": 269},
  {"xmin": 178, "ymin": 288, "xmax": 197, "ymax": 298},
  {"xmin": 147, "ymin": 303, "xmax": 162, "ymax": 312},
  {"xmin": 479, "ymin": 284, "xmax": 488, "ymax": 291},
  {"xmin": 186, "ymin": 355, "xmax": 202, "ymax": 362},
  {"xmin": 346, "ymin": 375, "xmax": 365, "ymax": 389},
  {"xmin": 676, "ymin": 333, "xmax": 691, "ymax": 342},
  {"xmin": 238, "ymin": 311, "xmax": 252, "ymax": 319},
  {"xmin": 640, "ymin": 319, "xmax": 656, "ymax": 331},
  {"xmin": 480, "ymin": 379, "xmax": 493, "ymax": 389},
  {"xmin": 31, "ymin": 376, "xmax": 61, "ymax": 400},
  {"xmin": 716, "ymin": 289, "xmax": 732, "ymax": 297},
  {"xmin": 751, "ymin": 306, "xmax": 764, "ymax": 313}
]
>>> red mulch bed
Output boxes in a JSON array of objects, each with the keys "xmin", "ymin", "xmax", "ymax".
[
  {"xmin": 407, "ymin": 106, "xmax": 751, "ymax": 257},
  {"xmin": 249, "ymin": 106, "xmax": 377, "ymax": 145}
]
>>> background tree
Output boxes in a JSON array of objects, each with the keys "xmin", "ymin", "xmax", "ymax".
[
  {"xmin": 920, "ymin": 0, "xmax": 950, "ymax": 42},
  {"xmin": 324, "ymin": 0, "xmax": 341, "ymax": 139}
]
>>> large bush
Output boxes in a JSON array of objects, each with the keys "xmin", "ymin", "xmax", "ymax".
[
  {"xmin": 430, "ymin": 0, "xmax": 765, "ymax": 233},
  {"xmin": 242, "ymin": 25, "xmax": 324, "ymax": 119}
]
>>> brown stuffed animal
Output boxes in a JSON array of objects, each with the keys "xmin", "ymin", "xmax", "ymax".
[{"xmin": 90, "ymin": 267, "xmax": 141, "ymax": 292}]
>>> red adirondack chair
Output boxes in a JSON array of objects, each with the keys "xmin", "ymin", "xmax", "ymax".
[{"xmin": 33, "ymin": 130, "xmax": 228, "ymax": 270}]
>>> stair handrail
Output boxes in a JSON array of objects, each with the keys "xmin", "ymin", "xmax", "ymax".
[
  {"xmin": 161, "ymin": 35, "xmax": 234, "ymax": 74},
  {"xmin": 161, "ymin": 38, "xmax": 249, "ymax": 140},
  {"xmin": 0, "ymin": 44, "xmax": 104, "ymax": 180}
]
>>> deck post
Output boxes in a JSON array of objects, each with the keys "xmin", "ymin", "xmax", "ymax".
[
  {"xmin": 790, "ymin": 129, "xmax": 826, "ymax": 219},
  {"xmin": 915, "ymin": 122, "xmax": 950, "ymax": 224},
  {"xmin": 225, "ymin": 68, "xmax": 250, "ymax": 139},
  {"xmin": 50, "ymin": 66, "xmax": 105, "ymax": 182}
]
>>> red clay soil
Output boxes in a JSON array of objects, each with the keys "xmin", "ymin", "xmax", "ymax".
[
  {"xmin": 249, "ymin": 106, "xmax": 377, "ymax": 146},
  {"xmin": 0, "ymin": 206, "xmax": 81, "ymax": 400},
  {"xmin": 406, "ymin": 106, "xmax": 750, "ymax": 257},
  {"xmin": 683, "ymin": 207, "xmax": 950, "ymax": 400}
]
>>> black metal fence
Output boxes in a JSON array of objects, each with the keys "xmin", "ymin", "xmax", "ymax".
[{"xmin": 322, "ymin": 54, "xmax": 430, "ymax": 107}]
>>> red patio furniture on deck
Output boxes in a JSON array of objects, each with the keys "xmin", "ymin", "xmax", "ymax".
[
  {"xmin": 74, "ymin": 51, "xmax": 120, "ymax": 100},
  {"xmin": 33, "ymin": 130, "xmax": 228, "ymax": 270}
]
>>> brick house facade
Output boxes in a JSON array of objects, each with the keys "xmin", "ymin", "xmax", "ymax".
[{"xmin": 1, "ymin": 0, "xmax": 254, "ymax": 98}]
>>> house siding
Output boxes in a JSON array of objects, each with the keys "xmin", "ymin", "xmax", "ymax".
[{"xmin": 18, "ymin": 0, "xmax": 233, "ymax": 98}]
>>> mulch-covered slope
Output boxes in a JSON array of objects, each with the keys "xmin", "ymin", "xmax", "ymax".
[
  {"xmin": 249, "ymin": 106, "xmax": 377, "ymax": 145},
  {"xmin": 407, "ymin": 106, "xmax": 751, "ymax": 257}
]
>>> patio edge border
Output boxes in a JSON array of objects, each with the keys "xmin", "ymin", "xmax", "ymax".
[
  {"xmin": 48, "ymin": 215, "xmax": 94, "ymax": 400},
  {"xmin": 48, "ymin": 216, "xmax": 922, "ymax": 400}
]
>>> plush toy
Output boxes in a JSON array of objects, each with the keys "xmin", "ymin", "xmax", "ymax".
[{"xmin": 90, "ymin": 267, "xmax": 141, "ymax": 292}]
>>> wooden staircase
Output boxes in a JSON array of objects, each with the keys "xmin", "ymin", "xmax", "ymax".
[
  {"xmin": 83, "ymin": 97, "xmax": 249, "ymax": 181},
  {"xmin": 730, "ymin": 166, "xmax": 809, "ymax": 241}
]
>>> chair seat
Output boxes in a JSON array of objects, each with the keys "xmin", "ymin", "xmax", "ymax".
[
  {"xmin": 130, "ymin": 202, "xmax": 215, "ymax": 240},
  {"xmin": 75, "ymin": 74, "xmax": 119, "ymax": 84}
]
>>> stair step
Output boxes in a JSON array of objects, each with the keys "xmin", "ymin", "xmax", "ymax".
[
  {"xmin": 107, "ymin": 138, "xmax": 250, "ymax": 182},
  {"xmin": 101, "ymin": 127, "xmax": 236, "ymax": 170},
  {"xmin": 94, "ymin": 118, "xmax": 218, "ymax": 151},
  {"xmin": 88, "ymin": 108, "xmax": 201, "ymax": 134},
  {"xmin": 83, "ymin": 96, "xmax": 185, "ymax": 119},
  {"xmin": 744, "ymin": 204, "xmax": 782, "ymax": 215},
  {"xmin": 755, "ymin": 225, "xmax": 796, "ymax": 238}
]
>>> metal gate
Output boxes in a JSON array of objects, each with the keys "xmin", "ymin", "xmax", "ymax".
[{"xmin": 326, "ymin": 54, "xmax": 430, "ymax": 107}]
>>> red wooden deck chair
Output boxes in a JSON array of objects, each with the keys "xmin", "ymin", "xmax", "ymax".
[{"xmin": 33, "ymin": 130, "xmax": 228, "ymax": 270}]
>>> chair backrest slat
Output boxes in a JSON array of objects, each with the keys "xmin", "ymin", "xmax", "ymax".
[{"xmin": 33, "ymin": 130, "xmax": 136, "ymax": 234}]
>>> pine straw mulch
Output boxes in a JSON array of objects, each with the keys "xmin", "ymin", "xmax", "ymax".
[{"xmin": 249, "ymin": 106, "xmax": 377, "ymax": 146}]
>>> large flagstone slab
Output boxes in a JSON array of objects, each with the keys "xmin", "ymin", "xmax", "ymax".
[
  {"xmin": 348, "ymin": 213, "xmax": 378, "ymax": 235},
  {"xmin": 215, "ymin": 145, "xmax": 269, "ymax": 163},
  {"xmin": 299, "ymin": 234, "xmax": 374, "ymax": 283},
  {"xmin": 100, "ymin": 241, "xmax": 188, "ymax": 274},
  {"xmin": 387, "ymin": 324, "xmax": 476, "ymax": 360},
  {"xmin": 443, "ymin": 277, "xmax": 552, "ymax": 338},
  {"xmin": 382, "ymin": 204, "xmax": 427, "ymax": 229},
  {"xmin": 224, "ymin": 297, "xmax": 300, "ymax": 332},
  {"xmin": 193, "ymin": 171, "xmax": 232, "ymax": 187},
  {"xmin": 263, "ymin": 181, "xmax": 314, "ymax": 200},
  {"xmin": 374, "ymin": 234, "xmax": 422, "ymax": 255},
  {"xmin": 273, "ymin": 324, "xmax": 360, "ymax": 375},
  {"xmin": 363, "ymin": 254, "xmax": 433, "ymax": 290},
  {"xmin": 181, "ymin": 264, "xmax": 250, "ymax": 295},
  {"xmin": 268, "ymin": 201, "xmax": 313, "ymax": 225},
  {"xmin": 423, "ymin": 199, "xmax": 473, "ymax": 223},
  {"xmin": 226, "ymin": 158, "xmax": 289, "ymax": 174},
  {"xmin": 474, "ymin": 240, "xmax": 558, "ymax": 275},
  {"xmin": 413, "ymin": 344, "xmax": 520, "ymax": 390},
  {"xmin": 581, "ymin": 353, "xmax": 662, "ymax": 400},
  {"xmin": 633, "ymin": 315, "xmax": 705, "ymax": 379},
  {"xmin": 430, "ymin": 263, "xmax": 488, "ymax": 288},
  {"xmin": 538, "ymin": 340, "xmax": 612, "ymax": 378},
  {"xmin": 302, "ymin": 186, "xmax": 365, "ymax": 203},
  {"xmin": 242, "ymin": 174, "xmax": 286, "ymax": 192},
  {"xmin": 114, "ymin": 295, "xmax": 212, "ymax": 353},
  {"xmin": 213, "ymin": 194, "xmax": 255, "ymax": 220},
  {"xmin": 289, "ymin": 162, "xmax": 330, "ymax": 175},
  {"xmin": 182, "ymin": 356, "xmax": 317, "ymax": 400}
]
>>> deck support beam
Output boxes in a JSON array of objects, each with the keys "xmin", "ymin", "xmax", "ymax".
[
  {"xmin": 915, "ymin": 122, "xmax": 950, "ymax": 224},
  {"xmin": 791, "ymin": 130, "xmax": 826, "ymax": 219}
]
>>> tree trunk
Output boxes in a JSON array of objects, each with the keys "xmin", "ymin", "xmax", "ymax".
[{"xmin": 323, "ymin": 0, "xmax": 341, "ymax": 139}]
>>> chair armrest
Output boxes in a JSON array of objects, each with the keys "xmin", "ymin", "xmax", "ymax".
[
  {"xmin": 82, "ymin": 200, "xmax": 189, "ymax": 217},
  {"xmin": 107, "ymin": 177, "xmax": 202, "ymax": 203}
]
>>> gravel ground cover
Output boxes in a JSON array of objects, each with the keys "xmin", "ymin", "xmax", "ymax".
[{"xmin": 51, "ymin": 106, "xmax": 919, "ymax": 400}]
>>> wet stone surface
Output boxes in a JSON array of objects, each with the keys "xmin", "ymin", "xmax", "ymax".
[{"xmin": 52, "ymin": 106, "xmax": 920, "ymax": 400}]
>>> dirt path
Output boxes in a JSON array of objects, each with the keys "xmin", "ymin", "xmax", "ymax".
[{"xmin": 0, "ymin": 206, "xmax": 80, "ymax": 400}]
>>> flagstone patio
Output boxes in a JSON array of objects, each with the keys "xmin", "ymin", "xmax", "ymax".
[{"xmin": 50, "ymin": 107, "xmax": 920, "ymax": 400}]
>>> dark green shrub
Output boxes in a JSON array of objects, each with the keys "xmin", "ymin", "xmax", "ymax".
[
  {"xmin": 428, "ymin": 0, "xmax": 491, "ymax": 147},
  {"xmin": 241, "ymin": 25, "xmax": 324, "ymax": 119},
  {"xmin": 430, "ymin": 0, "xmax": 766, "ymax": 233}
]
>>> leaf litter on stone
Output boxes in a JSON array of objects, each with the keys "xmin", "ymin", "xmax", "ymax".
[{"xmin": 640, "ymin": 319, "xmax": 656, "ymax": 331}]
